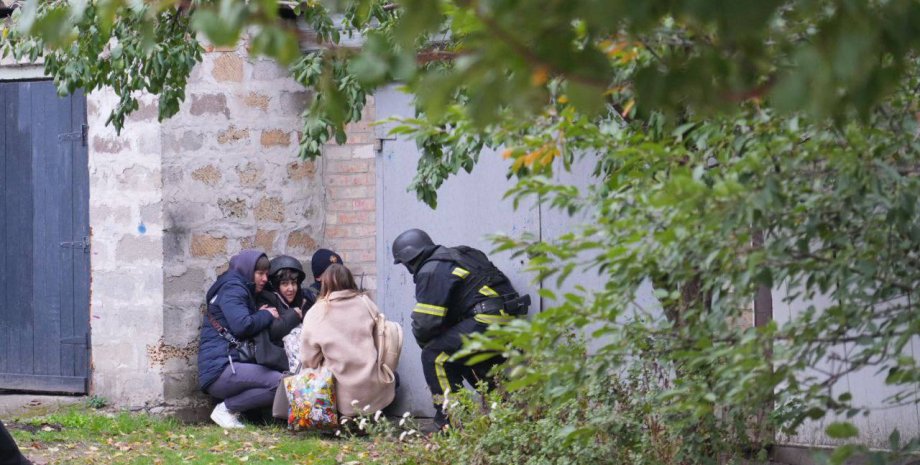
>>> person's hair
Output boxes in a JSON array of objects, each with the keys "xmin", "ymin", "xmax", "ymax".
[
  {"xmin": 255, "ymin": 255, "xmax": 270, "ymax": 272},
  {"xmin": 271, "ymin": 268, "xmax": 304, "ymax": 307},
  {"xmin": 319, "ymin": 264, "xmax": 357, "ymax": 298},
  {"xmin": 271, "ymin": 268, "xmax": 302, "ymax": 289}
]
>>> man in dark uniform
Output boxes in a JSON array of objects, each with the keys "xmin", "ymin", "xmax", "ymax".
[{"xmin": 391, "ymin": 229, "xmax": 530, "ymax": 429}]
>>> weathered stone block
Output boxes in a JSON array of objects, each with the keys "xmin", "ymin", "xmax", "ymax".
[
  {"xmin": 91, "ymin": 271, "xmax": 140, "ymax": 301},
  {"xmin": 164, "ymin": 267, "xmax": 208, "ymax": 296},
  {"xmin": 165, "ymin": 131, "xmax": 204, "ymax": 153},
  {"xmin": 140, "ymin": 201, "xmax": 162, "ymax": 224},
  {"xmin": 214, "ymin": 262, "xmax": 229, "ymax": 276},
  {"xmin": 255, "ymin": 197, "xmax": 284, "ymax": 223},
  {"xmin": 236, "ymin": 162, "xmax": 264, "ymax": 188},
  {"xmin": 163, "ymin": 372, "xmax": 199, "ymax": 402},
  {"xmin": 218, "ymin": 198, "xmax": 247, "ymax": 219},
  {"xmin": 191, "ymin": 165, "xmax": 221, "ymax": 186},
  {"xmin": 252, "ymin": 60, "xmax": 289, "ymax": 80},
  {"xmin": 190, "ymin": 234, "xmax": 227, "ymax": 258},
  {"xmin": 93, "ymin": 136, "xmax": 129, "ymax": 154},
  {"xmin": 260, "ymin": 129, "xmax": 291, "ymax": 147},
  {"xmin": 116, "ymin": 235, "xmax": 161, "ymax": 262},
  {"xmin": 243, "ymin": 92, "xmax": 270, "ymax": 112},
  {"xmin": 280, "ymin": 91, "xmax": 311, "ymax": 115},
  {"xmin": 217, "ymin": 125, "xmax": 250, "ymax": 145},
  {"xmin": 127, "ymin": 99, "xmax": 158, "ymax": 122},
  {"xmin": 116, "ymin": 166, "xmax": 162, "ymax": 191},
  {"xmin": 241, "ymin": 229, "xmax": 277, "ymax": 253},
  {"xmin": 212, "ymin": 53, "xmax": 244, "ymax": 82},
  {"xmin": 163, "ymin": 165, "xmax": 185, "ymax": 184},
  {"xmin": 146, "ymin": 337, "xmax": 197, "ymax": 368},
  {"xmin": 287, "ymin": 161, "xmax": 316, "ymax": 180},
  {"xmin": 91, "ymin": 204, "xmax": 132, "ymax": 224},
  {"xmin": 190, "ymin": 93, "xmax": 230, "ymax": 118},
  {"xmin": 286, "ymin": 229, "xmax": 318, "ymax": 252}
]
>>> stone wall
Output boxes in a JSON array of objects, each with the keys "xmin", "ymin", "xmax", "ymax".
[
  {"xmin": 86, "ymin": 42, "xmax": 379, "ymax": 414},
  {"xmin": 158, "ymin": 46, "xmax": 325, "ymax": 413},
  {"xmin": 88, "ymin": 90, "xmax": 166, "ymax": 408}
]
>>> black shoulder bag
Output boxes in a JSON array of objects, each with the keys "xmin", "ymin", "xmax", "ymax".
[{"xmin": 207, "ymin": 295, "xmax": 289, "ymax": 373}]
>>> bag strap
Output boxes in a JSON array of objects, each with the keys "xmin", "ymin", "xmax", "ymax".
[
  {"xmin": 358, "ymin": 296, "xmax": 397, "ymax": 383},
  {"xmin": 205, "ymin": 290, "xmax": 243, "ymax": 348}
]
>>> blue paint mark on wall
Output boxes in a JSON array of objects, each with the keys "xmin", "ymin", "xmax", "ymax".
[{"xmin": 138, "ymin": 222, "xmax": 147, "ymax": 234}]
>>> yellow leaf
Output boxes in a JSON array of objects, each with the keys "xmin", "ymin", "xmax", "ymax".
[
  {"xmin": 622, "ymin": 99, "xmax": 635, "ymax": 117},
  {"xmin": 530, "ymin": 66, "xmax": 549, "ymax": 86},
  {"xmin": 557, "ymin": 95, "xmax": 569, "ymax": 104}
]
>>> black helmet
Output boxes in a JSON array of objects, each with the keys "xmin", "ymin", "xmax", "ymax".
[
  {"xmin": 392, "ymin": 229, "xmax": 434, "ymax": 265},
  {"xmin": 269, "ymin": 255, "xmax": 306, "ymax": 284}
]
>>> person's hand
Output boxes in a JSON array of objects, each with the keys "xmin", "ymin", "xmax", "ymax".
[
  {"xmin": 293, "ymin": 307, "xmax": 303, "ymax": 319},
  {"xmin": 260, "ymin": 305, "xmax": 280, "ymax": 319}
]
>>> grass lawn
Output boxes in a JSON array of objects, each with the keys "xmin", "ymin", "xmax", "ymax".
[{"xmin": 7, "ymin": 404, "xmax": 385, "ymax": 465}]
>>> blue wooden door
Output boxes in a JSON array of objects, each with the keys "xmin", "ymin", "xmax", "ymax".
[{"xmin": 0, "ymin": 80, "xmax": 90, "ymax": 393}]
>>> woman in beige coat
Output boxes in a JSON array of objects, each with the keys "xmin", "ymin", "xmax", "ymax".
[{"xmin": 300, "ymin": 264, "xmax": 396, "ymax": 417}]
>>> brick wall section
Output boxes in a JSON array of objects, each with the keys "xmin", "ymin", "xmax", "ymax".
[{"xmin": 321, "ymin": 101, "xmax": 378, "ymax": 297}]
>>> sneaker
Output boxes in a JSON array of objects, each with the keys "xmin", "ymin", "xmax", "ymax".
[{"xmin": 210, "ymin": 402, "xmax": 245, "ymax": 429}]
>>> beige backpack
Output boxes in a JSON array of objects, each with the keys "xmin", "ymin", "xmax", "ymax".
[{"xmin": 359, "ymin": 295, "xmax": 403, "ymax": 384}]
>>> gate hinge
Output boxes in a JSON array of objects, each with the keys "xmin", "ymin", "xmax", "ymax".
[
  {"xmin": 58, "ymin": 124, "xmax": 88, "ymax": 146},
  {"xmin": 60, "ymin": 236, "xmax": 90, "ymax": 253}
]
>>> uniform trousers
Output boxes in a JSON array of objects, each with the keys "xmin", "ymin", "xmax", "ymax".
[{"xmin": 420, "ymin": 318, "xmax": 503, "ymax": 428}]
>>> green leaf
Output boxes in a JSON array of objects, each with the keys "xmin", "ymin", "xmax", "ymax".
[
  {"xmin": 825, "ymin": 422, "xmax": 859, "ymax": 439},
  {"xmin": 564, "ymin": 81, "xmax": 605, "ymax": 117}
]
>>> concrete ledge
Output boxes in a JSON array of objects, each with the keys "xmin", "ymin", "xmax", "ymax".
[
  {"xmin": 0, "ymin": 64, "xmax": 47, "ymax": 81},
  {"xmin": 0, "ymin": 393, "xmax": 84, "ymax": 418}
]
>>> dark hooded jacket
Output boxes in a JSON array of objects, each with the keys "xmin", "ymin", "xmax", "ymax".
[
  {"xmin": 257, "ymin": 290, "xmax": 303, "ymax": 343},
  {"xmin": 197, "ymin": 249, "xmax": 275, "ymax": 392}
]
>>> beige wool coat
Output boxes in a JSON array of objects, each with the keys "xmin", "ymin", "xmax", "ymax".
[{"xmin": 300, "ymin": 290, "xmax": 395, "ymax": 416}]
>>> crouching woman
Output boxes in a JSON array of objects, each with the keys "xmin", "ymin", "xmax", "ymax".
[
  {"xmin": 300, "ymin": 264, "xmax": 396, "ymax": 418},
  {"xmin": 198, "ymin": 249, "xmax": 282, "ymax": 428}
]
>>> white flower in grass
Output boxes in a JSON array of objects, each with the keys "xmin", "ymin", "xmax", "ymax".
[
  {"xmin": 358, "ymin": 418, "xmax": 368, "ymax": 431},
  {"xmin": 363, "ymin": 404, "xmax": 371, "ymax": 412},
  {"xmin": 341, "ymin": 417, "xmax": 350, "ymax": 424},
  {"xmin": 408, "ymin": 429, "xmax": 417, "ymax": 436},
  {"xmin": 374, "ymin": 410, "xmax": 383, "ymax": 422},
  {"xmin": 350, "ymin": 399, "xmax": 359, "ymax": 407},
  {"xmin": 399, "ymin": 418, "xmax": 406, "ymax": 427},
  {"xmin": 335, "ymin": 430, "xmax": 342, "ymax": 437},
  {"xmin": 490, "ymin": 402, "xmax": 497, "ymax": 410},
  {"xmin": 399, "ymin": 431, "xmax": 408, "ymax": 442},
  {"xmin": 402, "ymin": 411, "xmax": 411, "ymax": 418}
]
